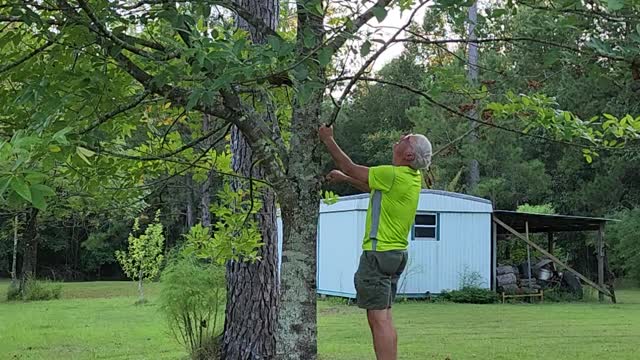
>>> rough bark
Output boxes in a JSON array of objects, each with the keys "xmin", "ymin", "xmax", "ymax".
[
  {"xmin": 222, "ymin": 1, "xmax": 280, "ymax": 359},
  {"xmin": 19, "ymin": 208, "xmax": 39, "ymax": 293},
  {"xmin": 274, "ymin": 3, "xmax": 325, "ymax": 358},
  {"xmin": 276, "ymin": 80, "xmax": 324, "ymax": 360}
]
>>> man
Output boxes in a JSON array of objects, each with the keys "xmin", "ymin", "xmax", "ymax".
[{"xmin": 318, "ymin": 125, "xmax": 432, "ymax": 360}]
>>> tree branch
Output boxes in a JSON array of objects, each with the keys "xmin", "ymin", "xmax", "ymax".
[
  {"xmin": 113, "ymin": 0, "xmax": 281, "ymax": 40},
  {"xmin": 0, "ymin": 40, "xmax": 53, "ymax": 75},
  {"xmin": 396, "ymin": 36, "xmax": 630, "ymax": 63},
  {"xmin": 76, "ymin": 0, "xmax": 171, "ymax": 60},
  {"xmin": 332, "ymin": 76, "xmax": 592, "ymax": 149},
  {"xmin": 328, "ymin": 1, "xmax": 429, "ymax": 126},
  {"xmin": 328, "ymin": 0, "xmax": 394, "ymax": 52},
  {"xmin": 89, "ymin": 122, "xmax": 229, "ymax": 161},
  {"xmin": 79, "ymin": 91, "xmax": 151, "ymax": 134}
]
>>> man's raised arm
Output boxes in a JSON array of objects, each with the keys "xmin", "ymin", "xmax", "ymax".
[{"xmin": 318, "ymin": 124, "xmax": 369, "ymax": 185}]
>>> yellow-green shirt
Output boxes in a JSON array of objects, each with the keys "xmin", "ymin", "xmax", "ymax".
[{"xmin": 363, "ymin": 165, "xmax": 422, "ymax": 251}]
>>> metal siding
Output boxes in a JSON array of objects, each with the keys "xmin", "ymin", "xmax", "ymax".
[
  {"xmin": 399, "ymin": 212, "xmax": 492, "ymax": 295},
  {"xmin": 317, "ymin": 211, "xmax": 363, "ymax": 296},
  {"xmin": 278, "ymin": 191, "xmax": 493, "ymax": 299},
  {"xmin": 417, "ymin": 193, "xmax": 492, "ymax": 213}
]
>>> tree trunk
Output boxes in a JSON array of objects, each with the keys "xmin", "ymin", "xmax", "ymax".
[
  {"xmin": 222, "ymin": 1, "xmax": 280, "ymax": 359},
  {"xmin": 19, "ymin": 208, "xmax": 39, "ymax": 293},
  {"xmin": 138, "ymin": 270, "xmax": 144, "ymax": 301},
  {"xmin": 200, "ymin": 115, "xmax": 215, "ymax": 227},
  {"xmin": 466, "ymin": 1, "xmax": 480, "ymax": 190},
  {"xmin": 276, "ymin": 85, "xmax": 324, "ymax": 359},
  {"xmin": 186, "ymin": 175, "xmax": 195, "ymax": 229},
  {"xmin": 10, "ymin": 214, "xmax": 19, "ymax": 286}
]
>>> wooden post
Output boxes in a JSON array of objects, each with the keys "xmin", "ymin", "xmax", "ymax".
[
  {"xmin": 598, "ymin": 224, "xmax": 605, "ymax": 302},
  {"xmin": 492, "ymin": 220, "xmax": 497, "ymax": 291},
  {"xmin": 492, "ymin": 216, "xmax": 613, "ymax": 298},
  {"xmin": 547, "ymin": 232, "xmax": 554, "ymax": 254}
]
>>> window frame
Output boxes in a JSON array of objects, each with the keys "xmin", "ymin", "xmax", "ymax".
[{"xmin": 411, "ymin": 212, "xmax": 439, "ymax": 241}]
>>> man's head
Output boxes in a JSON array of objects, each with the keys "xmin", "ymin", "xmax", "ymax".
[{"xmin": 392, "ymin": 133, "xmax": 432, "ymax": 170}]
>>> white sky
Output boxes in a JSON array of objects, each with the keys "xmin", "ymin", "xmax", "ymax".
[{"xmin": 366, "ymin": 6, "xmax": 430, "ymax": 71}]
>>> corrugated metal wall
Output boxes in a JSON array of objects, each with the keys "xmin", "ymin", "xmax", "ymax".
[
  {"xmin": 399, "ymin": 212, "xmax": 492, "ymax": 295},
  {"xmin": 316, "ymin": 211, "xmax": 366, "ymax": 297},
  {"xmin": 277, "ymin": 190, "xmax": 494, "ymax": 298}
]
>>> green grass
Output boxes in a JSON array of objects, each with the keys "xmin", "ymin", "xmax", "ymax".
[{"xmin": 1, "ymin": 280, "xmax": 639, "ymax": 360}]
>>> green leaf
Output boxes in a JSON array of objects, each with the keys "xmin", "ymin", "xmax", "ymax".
[
  {"xmin": 52, "ymin": 128, "xmax": 72, "ymax": 144},
  {"xmin": 30, "ymin": 185, "xmax": 46, "ymax": 210},
  {"xmin": 637, "ymin": 24, "xmax": 640, "ymax": 36},
  {"xmin": 186, "ymin": 89, "xmax": 203, "ymax": 111},
  {"xmin": 10, "ymin": 177, "xmax": 31, "ymax": 202},
  {"xmin": 607, "ymin": 0, "xmax": 624, "ymax": 11},
  {"xmin": 31, "ymin": 183, "xmax": 55, "ymax": 197},
  {"xmin": 303, "ymin": 27, "xmax": 315, "ymax": 48},
  {"xmin": 0, "ymin": 176, "xmax": 11, "ymax": 194},
  {"xmin": 372, "ymin": 6, "xmax": 388, "ymax": 22},
  {"xmin": 48, "ymin": 145, "xmax": 62, "ymax": 153},
  {"xmin": 318, "ymin": 48, "xmax": 333, "ymax": 67},
  {"xmin": 360, "ymin": 40, "xmax": 372, "ymax": 57},
  {"xmin": 76, "ymin": 147, "xmax": 93, "ymax": 165},
  {"xmin": 25, "ymin": 172, "xmax": 47, "ymax": 184},
  {"xmin": 77, "ymin": 146, "xmax": 95, "ymax": 158}
]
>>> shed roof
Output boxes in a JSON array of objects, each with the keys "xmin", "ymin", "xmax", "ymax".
[
  {"xmin": 333, "ymin": 189, "xmax": 492, "ymax": 204},
  {"xmin": 493, "ymin": 210, "xmax": 617, "ymax": 234}
]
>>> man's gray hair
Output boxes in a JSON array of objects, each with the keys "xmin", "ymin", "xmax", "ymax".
[{"xmin": 409, "ymin": 134, "xmax": 432, "ymax": 170}]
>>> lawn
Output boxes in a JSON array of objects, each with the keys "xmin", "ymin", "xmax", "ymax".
[{"xmin": 1, "ymin": 280, "xmax": 639, "ymax": 360}]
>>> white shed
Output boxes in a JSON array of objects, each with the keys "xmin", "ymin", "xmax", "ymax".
[{"xmin": 277, "ymin": 190, "xmax": 495, "ymax": 298}]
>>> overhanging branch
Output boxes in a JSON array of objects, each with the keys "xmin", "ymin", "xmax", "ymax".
[
  {"xmin": 327, "ymin": 0, "xmax": 394, "ymax": 52},
  {"xmin": 79, "ymin": 91, "xmax": 151, "ymax": 134},
  {"xmin": 332, "ymin": 76, "xmax": 592, "ymax": 149},
  {"xmin": 0, "ymin": 40, "xmax": 53, "ymax": 75},
  {"xmin": 396, "ymin": 36, "xmax": 629, "ymax": 63}
]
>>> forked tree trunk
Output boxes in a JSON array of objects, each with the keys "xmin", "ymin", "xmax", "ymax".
[{"xmin": 222, "ymin": 1, "xmax": 280, "ymax": 359}]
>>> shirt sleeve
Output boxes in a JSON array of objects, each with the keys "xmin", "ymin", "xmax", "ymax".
[{"xmin": 368, "ymin": 166, "xmax": 396, "ymax": 192}]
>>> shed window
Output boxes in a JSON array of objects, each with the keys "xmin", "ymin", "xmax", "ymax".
[{"xmin": 413, "ymin": 213, "xmax": 438, "ymax": 241}]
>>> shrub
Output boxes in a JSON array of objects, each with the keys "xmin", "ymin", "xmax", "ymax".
[
  {"xmin": 159, "ymin": 254, "xmax": 225, "ymax": 360},
  {"xmin": 6, "ymin": 283, "xmax": 20, "ymax": 301},
  {"xmin": 441, "ymin": 287, "xmax": 498, "ymax": 304},
  {"xmin": 8, "ymin": 279, "xmax": 63, "ymax": 301}
]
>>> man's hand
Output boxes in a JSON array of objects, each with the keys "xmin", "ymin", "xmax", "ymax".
[
  {"xmin": 318, "ymin": 124, "xmax": 334, "ymax": 143},
  {"xmin": 326, "ymin": 169, "xmax": 347, "ymax": 183}
]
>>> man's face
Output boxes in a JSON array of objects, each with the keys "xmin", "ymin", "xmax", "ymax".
[{"xmin": 392, "ymin": 134, "xmax": 414, "ymax": 165}]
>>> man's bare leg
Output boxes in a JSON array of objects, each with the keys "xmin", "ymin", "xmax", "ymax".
[{"xmin": 367, "ymin": 309, "xmax": 397, "ymax": 360}]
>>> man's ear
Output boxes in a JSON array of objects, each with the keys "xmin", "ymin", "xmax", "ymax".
[{"xmin": 404, "ymin": 151, "xmax": 416, "ymax": 162}]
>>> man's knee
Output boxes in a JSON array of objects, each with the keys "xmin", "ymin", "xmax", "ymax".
[{"xmin": 367, "ymin": 309, "xmax": 392, "ymax": 327}]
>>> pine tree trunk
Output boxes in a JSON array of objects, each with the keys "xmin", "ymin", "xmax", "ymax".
[
  {"xmin": 222, "ymin": 1, "xmax": 280, "ymax": 359},
  {"xmin": 10, "ymin": 214, "xmax": 19, "ymax": 286},
  {"xmin": 19, "ymin": 208, "xmax": 39, "ymax": 293}
]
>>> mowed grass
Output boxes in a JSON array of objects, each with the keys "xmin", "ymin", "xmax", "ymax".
[{"xmin": 1, "ymin": 280, "xmax": 639, "ymax": 360}]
